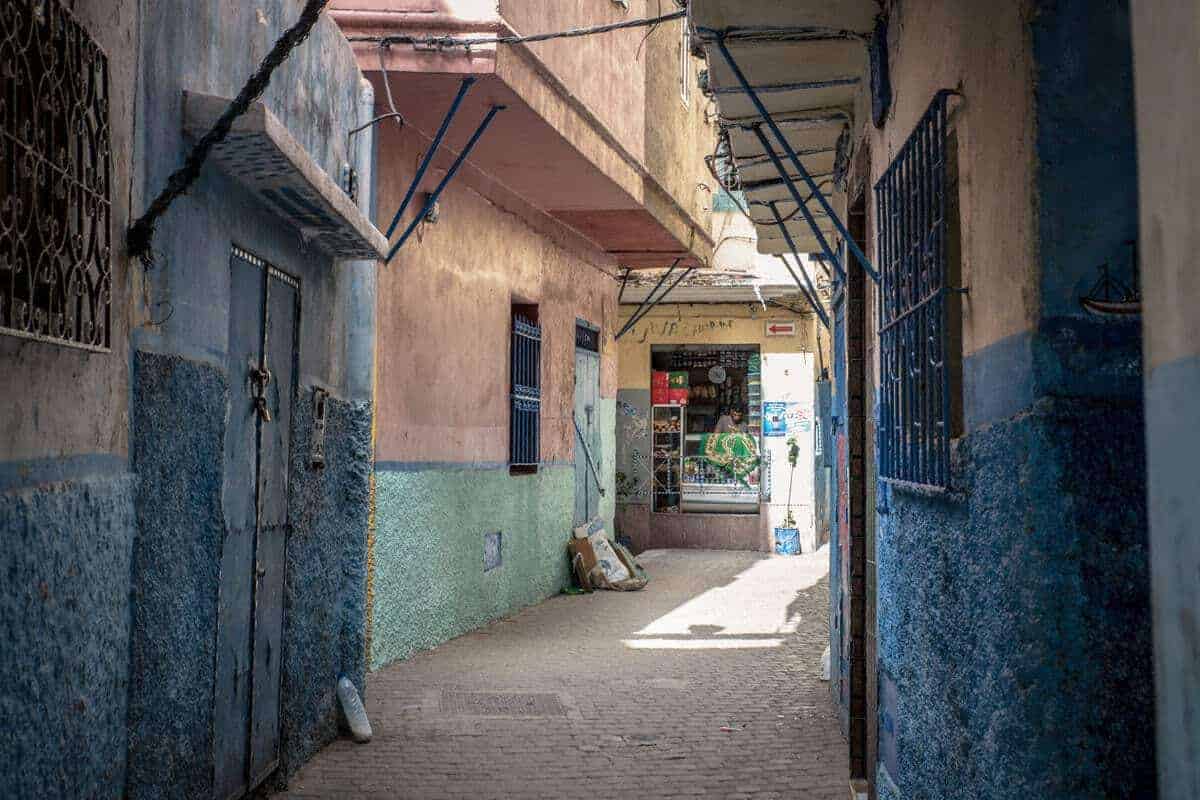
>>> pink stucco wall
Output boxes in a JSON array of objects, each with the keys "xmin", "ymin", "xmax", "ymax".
[{"xmin": 374, "ymin": 120, "xmax": 619, "ymax": 465}]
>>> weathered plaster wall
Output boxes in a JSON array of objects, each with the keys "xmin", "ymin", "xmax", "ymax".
[
  {"xmin": 865, "ymin": 0, "xmax": 1039, "ymax": 429},
  {"xmin": 0, "ymin": 474, "xmax": 136, "ymax": 799},
  {"xmin": 126, "ymin": 353, "xmax": 226, "ymax": 799},
  {"xmin": 0, "ymin": 3, "xmax": 139, "ymax": 797},
  {"xmin": 1131, "ymin": 2, "xmax": 1200, "ymax": 797},
  {"xmin": 876, "ymin": 399, "xmax": 1153, "ymax": 800},
  {"xmin": 376, "ymin": 122, "xmax": 619, "ymax": 466},
  {"xmin": 500, "ymin": 0, "xmax": 647, "ymax": 168},
  {"xmin": 866, "ymin": 1, "xmax": 1152, "ymax": 797},
  {"xmin": 616, "ymin": 303, "xmax": 817, "ymax": 389},
  {"xmin": 642, "ymin": 12, "xmax": 719, "ymax": 246},
  {"xmin": 370, "ymin": 91, "xmax": 619, "ymax": 669},
  {"xmin": 370, "ymin": 465, "xmax": 573, "ymax": 668},
  {"xmin": 278, "ymin": 396, "xmax": 373, "ymax": 780}
]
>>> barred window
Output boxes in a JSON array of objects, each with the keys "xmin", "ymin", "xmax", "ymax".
[
  {"xmin": 874, "ymin": 91, "xmax": 963, "ymax": 490},
  {"xmin": 1, "ymin": 0, "xmax": 112, "ymax": 350},
  {"xmin": 510, "ymin": 304, "xmax": 541, "ymax": 473}
]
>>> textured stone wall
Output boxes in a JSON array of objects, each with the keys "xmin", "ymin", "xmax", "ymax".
[
  {"xmin": 0, "ymin": 474, "xmax": 136, "ymax": 799},
  {"xmin": 126, "ymin": 353, "xmax": 226, "ymax": 799},
  {"xmin": 862, "ymin": 1, "xmax": 1150, "ymax": 796},
  {"xmin": 370, "ymin": 465, "xmax": 574, "ymax": 669},
  {"xmin": 876, "ymin": 398, "xmax": 1152, "ymax": 799},
  {"xmin": 277, "ymin": 395, "xmax": 372, "ymax": 780}
]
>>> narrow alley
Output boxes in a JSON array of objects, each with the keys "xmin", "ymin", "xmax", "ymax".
[
  {"xmin": 3, "ymin": 1, "xmax": 1197, "ymax": 799},
  {"xmin": 282, "ymin": 550, "xmax": 845, "ymax": 800}
]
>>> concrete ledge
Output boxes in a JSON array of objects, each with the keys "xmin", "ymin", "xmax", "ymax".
[{"xmin": 182, "ymin": 91, "xmax": 389, "ymax": 260}]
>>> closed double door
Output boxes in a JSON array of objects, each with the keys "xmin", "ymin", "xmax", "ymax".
[{"xmin": 215, "ymin": 249, "xmax": 299, "ymax": 800}]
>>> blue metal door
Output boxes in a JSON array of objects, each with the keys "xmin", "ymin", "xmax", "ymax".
[
  {"xmin": 574, "ymin": 322, "xmax": 601, "ymax": 526},
  {"xmin": 215, "ymin": 250, "xmax": 298, "ymax": 800}
]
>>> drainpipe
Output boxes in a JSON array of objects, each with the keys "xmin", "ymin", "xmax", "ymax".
[
  {"xmin": 345, "ymin": 77, "xmax": 378, "ymax": 403},
  {"xmin": 344, "ymin": 76, "xmax": 379, "ymax": 670}
]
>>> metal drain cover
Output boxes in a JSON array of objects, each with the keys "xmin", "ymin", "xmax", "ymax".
[{"xmin": 440, "ymin": 691, "xmax": 567, "ymax": 717}]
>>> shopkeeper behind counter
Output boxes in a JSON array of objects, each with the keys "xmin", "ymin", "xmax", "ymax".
[{"xmin": 714, "ymin": 407, "xmax": 747, "ymax": 434}]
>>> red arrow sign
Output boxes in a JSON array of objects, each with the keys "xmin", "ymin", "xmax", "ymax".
[{"xmin": 769, "ymin": 324, "xmax": 790, "ymax": 333}]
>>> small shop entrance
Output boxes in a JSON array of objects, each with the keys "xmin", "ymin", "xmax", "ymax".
[{"xmin": 650, "ymin": 345, "xmax": 762, "ymax": 515}]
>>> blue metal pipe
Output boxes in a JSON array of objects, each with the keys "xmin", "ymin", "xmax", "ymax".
[
  {"xmin": 710, "ymin": 34, "xmax": 880, "ymax": 283},
  {"xmin": 383, "ymin": 76, "xmax": 476, "ymax": 240},
  {"xmin": 767, "ymin": 202, "xmax": 831, "ymax": 329},
  {"xmin": 387, "ymin": 104, "xmax": 506, "ymax": 262},
  {"xmin": 616, "ymin": 261, "xmax": 696, "ymax": 341},
  {"xmin": 752, "ymin": 125, "xmax": 847, "ymax": 283},
  {"xmin": 616, "ymin": 260, "xmax": 678, "ymax": 339}
]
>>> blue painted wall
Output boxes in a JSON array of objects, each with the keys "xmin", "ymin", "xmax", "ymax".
[
  {"xmin": 874, "ymin": 1, "xmax": 1153, "ymax": 797},
  {"xmin": 0, "ymin": 3, "xmax": 139, "ymax": 795},
  {"xmin": 120, "ymin": 2, "xmax": 378, "ymax": 797},
  {"xmin": 0, "ymin": 470, "xmax": 136, "ymax": 799},
  {"xmin": 1146, "ymin": 354, "xmax": 1200, "ymax": 799}
]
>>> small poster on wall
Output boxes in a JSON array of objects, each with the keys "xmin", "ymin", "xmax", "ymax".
[
  {"xmin": 786, "ymin": 404, "xmax": 813, "ymax": 434},
  {"xmin": 763, "ymin": 402, "xmax": 789, "ymax": 437}
]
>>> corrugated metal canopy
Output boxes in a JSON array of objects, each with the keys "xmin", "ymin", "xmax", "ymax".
[{"xmin": 691, "ymin": 0, "xmax": 877, "ymax": 259}]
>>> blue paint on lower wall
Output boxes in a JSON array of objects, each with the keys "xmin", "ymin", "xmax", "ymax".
[
  {"xmin": 125, "ymin": 351, "xmax": 374, "ymax": 797},
  {"xmin": 877, "ymin": 396, "xmax": 1154, "ymax": 799},
  {"xmin": 1146, "ymin": 353, "xmax": 1200, "ymax": 800},
  {"xmin": 126, "ymin": 352, "xmax": 228, "ymax": 799},
  {"xmin": 0, "ymin": 471, "xmax": 136, "ymax": 799},
  {"xmin": 276, "ymin": 393, "xmax": 372, "ymax": 783}
]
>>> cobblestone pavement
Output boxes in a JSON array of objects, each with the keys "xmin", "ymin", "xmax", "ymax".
[{"xmin": 280, "ymin": 548, "xmax": 847, "ymax": 799}]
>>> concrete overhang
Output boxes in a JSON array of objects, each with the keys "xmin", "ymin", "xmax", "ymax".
[
  {"xmin": 331, "ymin": 2, "xmax": 713, "ymax": 270},
  {"xmin": 690, "ymin": 0, "xmax": 876, "ymax": 258},
  {"xmin": 182, "ymin": 92, "xmax": 389, "ymax": 260}
]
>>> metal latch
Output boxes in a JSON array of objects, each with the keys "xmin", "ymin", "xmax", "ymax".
[{"xmin": 250, "ymin": 365, "xmax": 272, "ymax": 422}]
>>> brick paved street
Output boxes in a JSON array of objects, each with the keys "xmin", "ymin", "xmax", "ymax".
[{"xmin": 279, "ymin": 548, "xmax": 847, "ymax": 799}]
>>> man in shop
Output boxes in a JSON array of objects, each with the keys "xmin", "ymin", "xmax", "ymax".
[{"xmin": 715, "ymin": 407, "xmax": 747, "ymax": 434}]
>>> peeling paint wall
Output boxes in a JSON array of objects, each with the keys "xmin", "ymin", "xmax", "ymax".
[
  {"xmin": 862, "ymin": 1, "xmax": 1153, "ymax": 797},
  {"xmin": 0, "ymin": 2, "xmax": 139, "ymax": 796},
  {"xmin": 370, "ymin": 96, "xmax": 619, "ymax": 670},
  {"xmin": 371, "ymin": 465, "xmax": 574, "ymax": 668},
  {"xmin": 122, "ymin": 2, "xmax": 377, "ymax": 797}
]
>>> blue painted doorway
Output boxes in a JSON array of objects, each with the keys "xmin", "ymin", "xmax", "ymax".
[{"xmin": 214, "ymin": 249, "xmax": 299, "ymax": 800}]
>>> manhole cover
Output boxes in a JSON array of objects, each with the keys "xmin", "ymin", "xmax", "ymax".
[{"xmin": 440, "ymin": 691, "xmax": 567, "ymax": 717}]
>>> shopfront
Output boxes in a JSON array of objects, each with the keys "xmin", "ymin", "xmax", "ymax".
[
  {"xmin": 615, "ymin": 303, "xmax": 821, "ymax": 553},
  {"xmin": 650, "ymin": 345, "xmax": 763, "ymax": 514}
]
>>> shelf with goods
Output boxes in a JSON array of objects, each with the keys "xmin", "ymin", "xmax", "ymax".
[
  {"xmin": 747, "ymin": 353, "xmax": 763, "ymax": 433},
  {"xmin": 652, "ymin": 405, "xmax": 684, "ymax": 513}
]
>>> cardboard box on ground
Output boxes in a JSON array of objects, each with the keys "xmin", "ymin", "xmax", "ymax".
[{"xmin": 569, "ymin": 520, "xmax": 647, "ymax": 592}]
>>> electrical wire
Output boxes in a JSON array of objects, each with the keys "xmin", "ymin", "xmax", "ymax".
[{"xmin": 348, "ymin": 9, "xmax": 686, "ymax": 49}]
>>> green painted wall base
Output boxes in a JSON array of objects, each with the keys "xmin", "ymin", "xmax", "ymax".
[{"xmin": 370, "ymin": 464, "xmax": 574, "ymax": 670}]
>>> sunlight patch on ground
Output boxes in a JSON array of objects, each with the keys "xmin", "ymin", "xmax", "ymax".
[
  {"xmin": 622, "ymin": 637, "xmax": 786, "ymax": 650},
  {"xmin": 625, "ymin": 546, "xmax": 829, "ymax": 650}
]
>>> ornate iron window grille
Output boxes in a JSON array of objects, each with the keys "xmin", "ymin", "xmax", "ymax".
[
  {"xmin": 874, "ymin": 91, "xmax": 956, "ymax": 490},
  {"xmin": 1, "ymin": 0, "xmax": 112, "ymax": 351},
  {"xmin": 510, "ymin": 314, "xmax": 541, "ymax": 468}
]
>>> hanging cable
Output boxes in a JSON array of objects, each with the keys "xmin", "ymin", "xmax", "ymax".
[
  {"xmin": 127, "ymin": 0, "xmax": 332, "ymax": 264},
  {"xmin": 347, "ymin": 9, "xmax": 685, "ymax": 48}
]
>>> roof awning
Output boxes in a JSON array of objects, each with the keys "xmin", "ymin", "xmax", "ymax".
[
  {"xmin": 690, "ymin": 0, "xmax": 879, "ymax": 278},
  {"xmin": 183, "ymin": 92, "xmax": 389, "ymax": 261}
]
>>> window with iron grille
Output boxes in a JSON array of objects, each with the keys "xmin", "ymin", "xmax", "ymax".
[
  {"xmin": 874, "ymin": 90, "xmax": 962, "ymax": 490},
  {"xmin": 510, "ymin": 305, "xmax": 541, "ymax": 472},
  {"xmin": 1, "ymin": 0, "xmax": 112, "ymax": 351}
]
